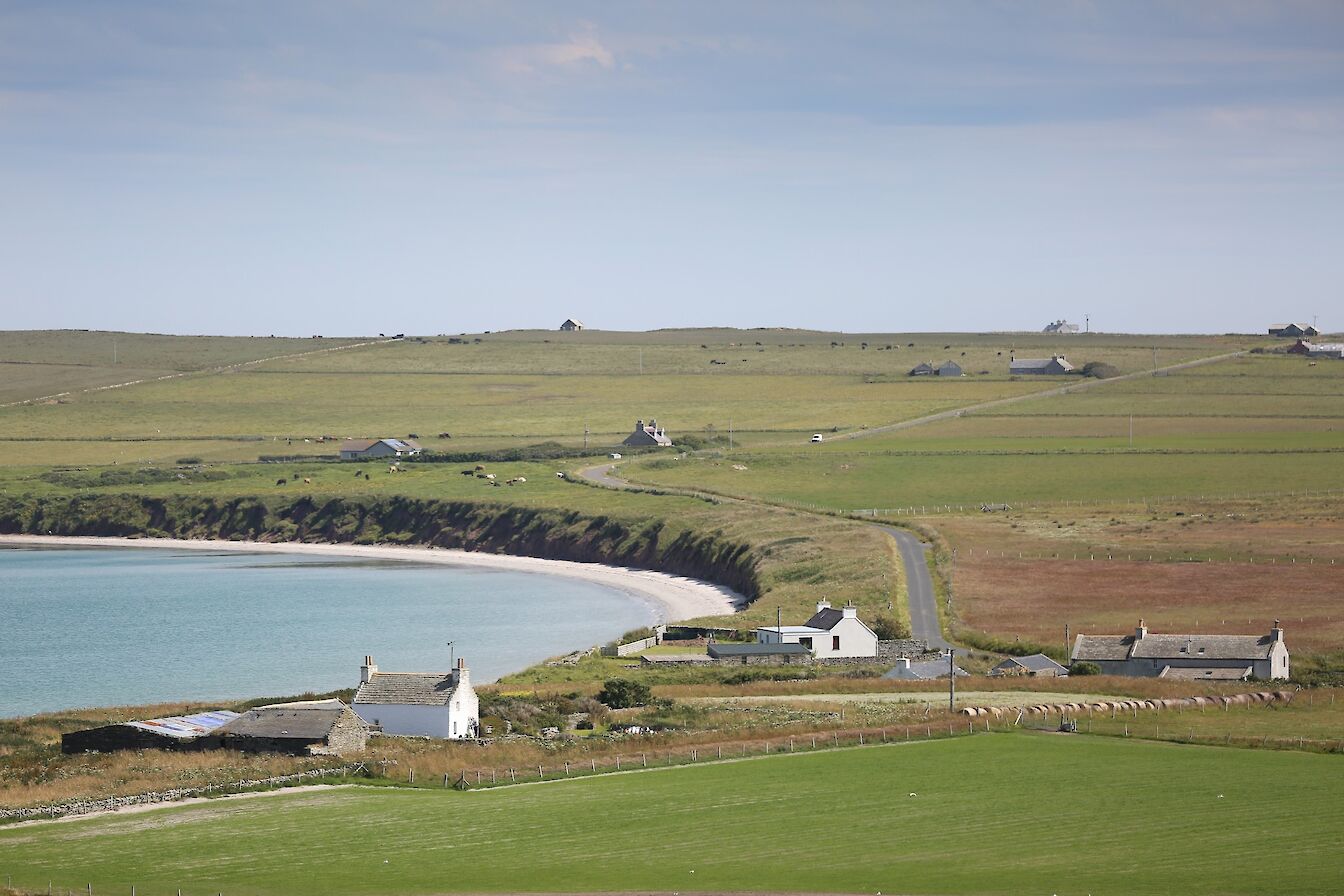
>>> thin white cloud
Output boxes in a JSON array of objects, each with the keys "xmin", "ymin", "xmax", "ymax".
[{"xmin": 494, "ymin": 28, "xmax": 615, "ymax": 75}]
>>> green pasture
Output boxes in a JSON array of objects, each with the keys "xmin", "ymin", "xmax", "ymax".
[
  {"xmin": 255, "ymin": 328, "xmax": 1247, "ymax": 377},
  {"xmin": 623, "ymin": 353, "xmax": 1344, "ymax": 509},
  {"xmin": 0, "ymin": 331, "xmax": 370, "ymax": 406},
  {"xmin": 3, "ymin": 735, "xmax": 1341, "ymax": 896},
  {"xmin": 0, "ymin": 371, "xmax": 1044, "ymax": 448}
]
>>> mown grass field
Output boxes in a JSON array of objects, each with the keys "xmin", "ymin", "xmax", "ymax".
[{"xmin": 3, "ymin": 735, "xmax": 1341, "ymax": 896}]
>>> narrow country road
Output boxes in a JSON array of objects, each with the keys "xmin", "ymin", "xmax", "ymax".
[
  {"xmin": 576, "ymin": 461, "xmax": 955, "ymax": 651},
  {"xmin": 873, "ymin": 525, "xmax": 952, "ymax": 652}
]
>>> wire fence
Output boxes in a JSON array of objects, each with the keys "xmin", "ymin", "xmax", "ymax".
[{"xmin": 849, "ymin": 486, "xmax": 1344, "ymax": 519}]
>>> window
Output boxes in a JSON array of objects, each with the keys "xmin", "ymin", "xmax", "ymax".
[
  {"xmin": 799, "ymin": 637, "xmax": 812, "ymax": 650},
  {"xmin": 832, "ymin": 636, "xmax": 841, "ymax": 651}
]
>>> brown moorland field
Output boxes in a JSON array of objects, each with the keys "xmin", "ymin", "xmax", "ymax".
[{"xmin": 931, "ymin": 496, "xmax": 1344, "ymax": 654}]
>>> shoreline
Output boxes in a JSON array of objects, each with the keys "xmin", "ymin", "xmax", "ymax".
[{"xmin": 0, "ymin": 533, "xmax": 746, "ymax": 625}]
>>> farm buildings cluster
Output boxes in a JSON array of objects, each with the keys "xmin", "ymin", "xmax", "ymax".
[{"xmin": 64, "ymin": 657, "xmax": 482, "ymax": 756}]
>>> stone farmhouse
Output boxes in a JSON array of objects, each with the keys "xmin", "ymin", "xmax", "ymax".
[
  {"xmin": 1043, "ymin": 320, "xmax": 1080, "ymax": 334},
  {"xmin": 560, "ymin": 318, "xmax": 584, "ymax": 331},
  {"xmin": 989, "ymin": 654, "xmax": 1069, "ymax": 677},
  {"xmin": 353, "ymin": 655, "xmax": 480, "ymax": 739},
  {"xmin": 1071, "ymin": 620, "xmax": 1289, "ymax": 680},
  {"xmin": 339, "ymin": 438, "xmax": 422, "ymax": 460},
  {"xmin": 623, "ymin": 419, "xmax": 672, "ymax": 447},
  {"xmin": 755, "ymin": 600, "xmax": 879, "ymax": 659},
  {"xmin": 1010, "ymin": 355, "xmax": 1074, "ymax": 375}
]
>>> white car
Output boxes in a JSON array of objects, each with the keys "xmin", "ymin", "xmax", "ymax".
[
  {"xmin": 609, "ymin": 452, "xmax": 623, "ymax": 459},
  {"xmin": 810, "ymin": 434, "xmax": 824, "ymax": 443}
]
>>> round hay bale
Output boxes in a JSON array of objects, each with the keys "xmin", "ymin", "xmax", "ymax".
[
  {"xmin": 959, "ymin": 707, "xmax": 976, "ymax": 716},
  {"xmin": 1229, "ymin": 694, "xmax": 1250, "ymax": 706},
  {"xmin": 1274, "ymin": 690, "xmax": 1295, "ymax": 702},
  {"xmin": 1091, "ymin": 702, "xmax": 1107, "ymax": 713},
  {"xmin": 1190, "ymin": 696, "xmax": 1209, "ymax": 706},
  {"xmin": 988, "ymin": 707, "xmax": 1004, "ymax": 719}
]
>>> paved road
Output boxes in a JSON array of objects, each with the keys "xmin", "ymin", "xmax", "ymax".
[
  {"xmin": 576, "ymin": 463, "xmax": 630, "ymax": 489},
  {"xmin": 874, "ymin": 525, "xmax": 952, "ymax": 652}
]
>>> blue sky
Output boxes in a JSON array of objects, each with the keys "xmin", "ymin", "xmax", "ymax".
[{"xmin": 2, "ymin": 1, "xmax": 1341, "ymax": 336}]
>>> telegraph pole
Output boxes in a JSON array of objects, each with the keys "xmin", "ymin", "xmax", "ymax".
[{"xmin": 948, "ymin": 649, "xmax": 956, "ymax": 711}]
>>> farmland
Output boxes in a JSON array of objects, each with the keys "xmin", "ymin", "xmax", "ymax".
[
  {"xmin": 2, "ymin": 735, "xmax": 1342, "ymax": 896},
  {"xmin": 0, "ymin": 329, "xmax": 1253, "ymax": 466}
]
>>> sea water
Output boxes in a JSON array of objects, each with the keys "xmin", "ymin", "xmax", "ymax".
[{"xmin": 0, "ymin": 545, "xmax": 657, "ymax": 717}]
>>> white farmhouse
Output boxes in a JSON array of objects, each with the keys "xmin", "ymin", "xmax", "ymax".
[
  {"xmin": 755, "ymin": 600, "xmax": 879, "ymax": 659},
  {"xmin": 352, "ymin": 655, "xmax": 479, "ymax": 739}
]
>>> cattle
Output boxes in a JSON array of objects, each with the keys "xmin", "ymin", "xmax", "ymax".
[
  {"xmin": 276, "ymin": 479, "xmax": 287, "ymax": 486},
  {"xmin": 303, "ymin": 477, "xmax": 312, "ymax": 484}
]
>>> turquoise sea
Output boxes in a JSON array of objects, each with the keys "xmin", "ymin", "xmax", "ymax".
[{"xmin": 0, "ymin": 545, "xmax": 656, "ymax": 717}]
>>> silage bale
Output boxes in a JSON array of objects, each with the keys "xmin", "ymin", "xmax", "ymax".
[{"xmin": 1274, "ymin": 690, "xmax": 1295, "ymax": 702}]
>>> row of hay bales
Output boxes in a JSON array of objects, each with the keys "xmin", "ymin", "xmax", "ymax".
[{"xmin": 959, "ymin": 691, "xmax": 1295, "ymax": 718}]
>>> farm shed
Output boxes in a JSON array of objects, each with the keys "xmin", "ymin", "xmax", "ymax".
[
  {"xmin": 755, "ymin": 600, "xmax": 879, "ymax": 659},
  {"xmin": 936, "ymin": 360, "xmax": 964, "ymax": 377},
  {"xmin": 883, "ymin": 657, "xmax": 967, "ymax": 680},
  {"xmin": 353, "ymin": 655, "xmax": 480, "ymax": 739},
  {"xmin": 217, "ymin": 700, "xmax": 369, "ymax": 757},
  {"xmin": 62, "ymin": 710, "xmax": 240, "ymax": 755},
  {"xmin": 339, "ymin": 438, "xmax": 422, "ymax": 460},
  {"xmin": 989, "ymin": 654, "xmax": 1069, "ymax": 678},
  {"xmin": 908, "ymin": 362, "xmax": 935, "ymax": 376},
  {"xmin": 560, "ymin": 319, "xmax": 584, "ymax": 331},
  {"xmin": 1009, "ymin": 355, "xmax": 1074, "ymax": 375},
  {"xmin": 1070, "ymin": 620, "xmax": 1289, "ymax": 680},
  {"xmin": 1268, "ymin": 323, "xmax": 1318, "ymax": 337},
  {"xmin": 706, "ymin": 642, "xmax": 811, "ymax": 665},
  {"xmin": 623, "ymin": 419, "xmax": 673, "ymax": 447}
]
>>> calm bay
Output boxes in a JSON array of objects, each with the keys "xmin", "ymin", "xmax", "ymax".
[{"xmin": 0, "ymin": 545, "xmax": 657, "ymax": 717}]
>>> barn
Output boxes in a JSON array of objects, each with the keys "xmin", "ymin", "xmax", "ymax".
[
  {"xmin": 1010, "ymin": 355, "xmax": 1074, "ymax": 375},
  {"xmin": 217, "ymin": 700, "xmax": 369, "ymax": 756},
  {"xmin": 62, "ymin": 710, "xmax": 240, "ymax": 754}
]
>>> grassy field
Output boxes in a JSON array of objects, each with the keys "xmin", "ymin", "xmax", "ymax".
[
  {"xmin": 0, "ymin": 329, "xmax": 1253, "ymax": 466},
  {"xmin": 3, "ymin": 735, "xmax": 1342, "ymax": 896},
  {"xmin": 621, "ymin": 353, "xmax": 1344, "ymax": 510},
  {"xmin": 0, "ymin": 331, "xmax": 371, "ymax": 406}
]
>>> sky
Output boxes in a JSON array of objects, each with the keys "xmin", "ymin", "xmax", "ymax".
[{"xmin": 1, "ymin": 1, "xmax": 1341, "ymax": 337}]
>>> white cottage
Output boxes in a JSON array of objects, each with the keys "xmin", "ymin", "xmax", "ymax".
[
  {"xmin": 352, "ymin": 656, "xmax": 479, "ymax": 739},
  {"xmin": 755, "ymin": 601, "xmax": 879, "ymax": 659}
]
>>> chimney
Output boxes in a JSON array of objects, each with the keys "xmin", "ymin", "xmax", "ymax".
[
  {"xmin": 453, "ymin": 656, "xmax": 470, "ymax": 689},
  {"xmin": 1271, "ymin": 619, "xmax": 1284, "ymax": 643},
  {"xmin": 1135, "ymin": 619, "xmax": 1147, "ymax": 640},
  {"xmin": 636, "ymin": 419, "xmax": 643, "ymax": 430},
  {"xmin": 842, "ymin": 602, "xmax": 858, "ymax": 619},
  {"xmin": 360, "ymin": 655, "xmax": 377, "ymax": 684},
  {"xmin": 816, "ymin": 599, "xmax": 832, "ymax": 614}
]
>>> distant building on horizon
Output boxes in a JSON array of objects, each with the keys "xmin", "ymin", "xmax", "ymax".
[
  {"xmin": 623, "ymin": 419, "xmax": 673, "ymax": 447},
  {"xmin": 1268, "ymin": 323, "xmax": 1319, "ymax": 338},
  {"xmin": 1042, "ymin": 320, "xmax": 1080, "ymax": 334},
  {"xmin": 560, "ymin": 318, "xmax": 584, "ymax": 331}
]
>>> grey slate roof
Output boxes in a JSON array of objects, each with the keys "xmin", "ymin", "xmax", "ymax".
[
  {"xmin": 1010, "ymin": 357, "xmax": 1075, "ymax": 373},
  {"xmin": 218, "ymin": 703, "xmax": 360, "ymax": 741},
  {"xmin": 995, "ymin": 653, "xmax": 1068, "ymax": 674},
  {"xmin": 354, "ymin": 672, "xmax": 460, "ymax": 706},
  {"xmin": 707, "ymin": 642, "xmax": 810, "ymax": 658},
  {"xmin": 805, "ymin": 607, "xmax": 845, "ymax": 630},
  {"xmin": 1072, "ymin": 633, "xmax": 1274, "ymax": 662}
]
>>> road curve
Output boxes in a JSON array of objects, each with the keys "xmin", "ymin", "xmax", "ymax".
[
  {"xmin": 575, "ymin": 461, "xmax": 956, "ymax": 651},
  {"xmin": 873, "ymin": 525, "xmax": 952, "ymax": 652}
]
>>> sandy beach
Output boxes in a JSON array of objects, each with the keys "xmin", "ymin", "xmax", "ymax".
[{"xmin": 0, "ymin": 534, "xmax": 745, "ymax": 624}]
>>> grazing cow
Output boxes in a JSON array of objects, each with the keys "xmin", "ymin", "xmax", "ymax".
[
  {"xmin": 276, "ymin": 479, "xmax": 287, "ymax": 486},
  {"xmin": 461, "ymin": 469, "xmax": 475, "ymax": 476}
]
